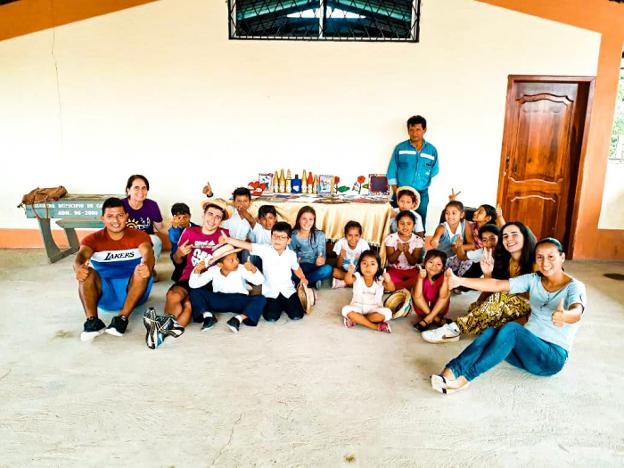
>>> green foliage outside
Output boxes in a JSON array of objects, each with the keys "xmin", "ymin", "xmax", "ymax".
[{"xmin": 609, "ymin": 67, "xmax": 624, "ymax": 160}]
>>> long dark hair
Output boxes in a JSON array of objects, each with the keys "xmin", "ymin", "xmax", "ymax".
[
  {"xmin": 493, "ymin": 221, "xmax": 537, "ymax": 279},
  {"xmin": 423, "ymin": 249, "xmax": 447, "ymax": 281},
  {"xmin": 294, "ymin": 206, "xmax": 320, "ymax": 244},
  {"xmin": 125, "ymin": 174, "xmax": 150, "ymax": 195},
  {"xmin": 357, "ymin": 249, "xmax": 384, "ymax": 281}
]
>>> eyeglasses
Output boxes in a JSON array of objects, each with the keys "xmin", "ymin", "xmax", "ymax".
[{"xmin": 272, "ymin": 234, "xmax": 288, "ymax": 241}]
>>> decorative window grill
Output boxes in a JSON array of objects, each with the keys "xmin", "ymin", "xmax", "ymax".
[{"xmin": 228, "ymin": 0, "xmax": 421, "ymax": 42}]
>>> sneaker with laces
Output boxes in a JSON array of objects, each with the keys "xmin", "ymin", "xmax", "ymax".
[
  {"xmin": 105, "ymin": 316, "xmax": 128, "ymax": 337},
  {"xmin": 143, "ymin": 309, "xmax": 165, "ymax": 349},
  {"xmin": 81, "ymin": 317, "xmax": 106, "ymax": 342},
  {"xmin": 161, "ymin": 315, "xmax": 184, "ymax": 338},
  {"xmin": 343, "ymin": 317, "xmax": 355, "ymax": 328},
  {"xmin": 201, "ymin": 315, "xmax": 217, "ymax": 332},
  {"xmin": 226, "ymin": 316, "xmax": 241, "ymax": 333},
  {"xmin": 377, "ymin": 322, "xmax": 392, "ymax": 333},
  {"xmin": 421, "ymin": 322, "xmax": 461, "ymax": 343}
]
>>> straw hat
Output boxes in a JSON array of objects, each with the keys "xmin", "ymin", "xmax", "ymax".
[
  {"xmin": 201, "ymin": 198, "xmax": 231, "ymax": 220},
  {"xmin": 297, "ymin": 282, "xmax": 315, "ymax": 314},
  {"xmin": 384, "ymin": 288, "xmax": 414, "ymax": 319},
  {"xmin": 396, "ymin": 186, "xmax": 421, "ymax": 209},
  {"xmin": 207, "ymin": 243, "xmax": 242, "ymax": 266}
]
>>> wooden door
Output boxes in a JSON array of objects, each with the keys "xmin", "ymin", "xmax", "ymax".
[{"xmin": 497, "ymin": 76, "xmax": 594, "ymax": 256}]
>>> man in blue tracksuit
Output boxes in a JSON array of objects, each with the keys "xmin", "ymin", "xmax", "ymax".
[{"xmin": 386, "ymin": 115, "xmax": 439, "ymax": 227}]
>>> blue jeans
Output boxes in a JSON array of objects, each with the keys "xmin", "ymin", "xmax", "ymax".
[
  {"xmin": 294, "ymin": 262, "xmax": 333, "ymax": 286},
  {"xmin": 446, "ymin": 322, "xmax": 568, "ymax": 381}
]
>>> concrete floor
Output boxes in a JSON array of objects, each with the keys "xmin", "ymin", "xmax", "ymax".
[{"xmin": 1, "ymin": 249, "xmax": 623, "ymax": 467}]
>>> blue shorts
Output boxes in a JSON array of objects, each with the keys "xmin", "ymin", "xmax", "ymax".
[{"xmin": 98, "ymin": 275, "xmax": 153, "ymax": 311}]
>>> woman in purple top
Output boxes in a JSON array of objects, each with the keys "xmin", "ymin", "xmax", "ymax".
[{"xmin": 122, "ymin": 174, "xmax": 166, "ymax": 261}]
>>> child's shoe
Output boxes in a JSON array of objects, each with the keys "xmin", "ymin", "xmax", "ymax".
[
  {"xmin": 201, "ymin": 314, "xmax": 217, "ymax": 331},
  {"xmin": 332, "ymin": 278, "xmax": 346, "ymax": 289},
  {"xmin": 343, "ymin": 317, "xmax": 355, "ymax": 328},
  {"xmin": 226, "ymin": 316, "xmax": 241, "ymax": 333},
  {"xmin": 377, "ymin": 322, "xmax": 392, "ymax": 333}
]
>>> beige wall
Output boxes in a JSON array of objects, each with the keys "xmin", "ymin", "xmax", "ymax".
[{"xmin": 1, "ymin": 0, "xmax": 600, "ymax": 234}]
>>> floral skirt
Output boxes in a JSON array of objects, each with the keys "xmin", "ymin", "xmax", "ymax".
[{"xmin": 456, "ymin": 292, "xmax": 531, "ymax": 335}]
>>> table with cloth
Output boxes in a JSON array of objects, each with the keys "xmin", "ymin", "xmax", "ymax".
[{"xmin": 249, "ymin": 196, "xmax": 394, "ymax": 263}]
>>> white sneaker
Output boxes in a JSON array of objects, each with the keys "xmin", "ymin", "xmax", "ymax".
[{"xmin": 421, "ymin": 322, "xmax": 460, "ymax": 343}]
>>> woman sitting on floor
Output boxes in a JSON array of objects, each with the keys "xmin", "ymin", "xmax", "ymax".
[{"xmin": 430, "ymin": 237, "xmax": 587, "ymax": 394}]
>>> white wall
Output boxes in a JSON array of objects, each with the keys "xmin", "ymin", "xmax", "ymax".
[{"xmin": 0, "ymin": 0, "xmax": 600, "ymax": 233}]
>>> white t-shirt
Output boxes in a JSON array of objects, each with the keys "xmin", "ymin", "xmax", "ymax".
[
  {"xmin": 250, "ymin": 224, "xmax": 272, "ymax": 245},
  {"xmin": 251, "ymin": 243, "xmax": 299, "ymax": 299},
  {"xmin": 467, "ymin": 248, "xmax": 483, "ymax": 263},
  {"xmin": 221, "ymin": 211, "xmax": 252, "ymax": 241},
  {"xmin": 351, "ymin": 272, "xmax": 384, "ymax": 307},
  {"xmin": 384, "ymin": 232, "xmax": 424, "ymax": 270},
  {"xmin": 189, "ymin": 264, "xmax": 263, "ymax": 294},
  {"xmin": 332, "ymin": 238, "xmax": 370, "ymax": 266}
]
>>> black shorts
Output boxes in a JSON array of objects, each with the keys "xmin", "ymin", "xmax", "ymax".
[{"xmin": 169, "ymin": 279, "xmax": 191, "ymax": 294}]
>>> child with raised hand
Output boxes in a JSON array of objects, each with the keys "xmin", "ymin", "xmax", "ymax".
[
  {"xmin": 168, "ymin": 202, "xmax": 198, "ymax": 282},
  {"xmin": 222, "ymin": 187, "xmax": 254, "ymax": 241},
  {"xmin": 331, "ymin": 220, "xmax": 370, "ymax": 288},
  {"xmin": 220, "ymin": 222, "xmax": 309, "ymax": 322},
  {"xmin": 430, "ymin": 200, "xmax": 475, "ymax": 277},
  {"xmin": 384, "ymin": 210, "xmax": 424, "ymax": 290},
  {"xmin": 342, "ymin": 250, "xmax": 396, "ymax": 333},
  {"xmin": 290, "ymin": 206, "xmax": 333, "ymax": 289},
  {"xmin": 413, "ymin": 249, "xmax": 450, "ymax": 331},
  {"xmin": 188, "ymin": 244, "xmax": 266, "ymax": 333}
]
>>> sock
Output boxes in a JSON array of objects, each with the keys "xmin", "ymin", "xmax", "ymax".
[{"xmin": 202, "ymin": 312, "xmax": 214, "ymax": 319}]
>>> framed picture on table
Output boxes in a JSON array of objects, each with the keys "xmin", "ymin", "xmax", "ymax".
[
  {"xmin": 318, "ymin": 175, "xmax": 335, "ymax": 195},
  {"xmin": 258, "ymin": 173, "xmax": 273, "ymax": 192},
  {"xmin": 368, "ymin": 174, "xmax": 390, "ymax": 195}
]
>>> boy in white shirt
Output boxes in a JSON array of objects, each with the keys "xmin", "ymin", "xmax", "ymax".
[
  {"xmin": 221, "ymin": 187, "xmax": 254, "ymax": 241},
  {"xmin": 248, "ymin": 204, "xmax": 277, "ymax": 271},
  {"xmin": 188, "ymin": 243, "xmax": 266, "ymax": 333},
  {"xmin": 221, "ymin": 221, "xmax": 308, "ymax": 322}
]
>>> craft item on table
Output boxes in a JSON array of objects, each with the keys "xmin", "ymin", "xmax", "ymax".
[
  {"xmin": 352, "ymin": 175, "xmax": 368, "ymax": 194},
  {"xmin": 368, "ymin": 174, "xmax": 390, "ymax": 196},
  {"xmin": 301, "ymin": 169, "xmax": 308, "ymax": 193},
  {"xmin": 313, "ymin": 175, "xmax": 319, "ymax": 194},
  {"xmin": 247, "ymin": 180, "xmax": 265, "ymax": 197},
  {"xmin": 307, "ymin": 172, "xmax": 314, "ymax": 194},
  {"xmin": 318, "ymin": 175, "xmax": 334, "ymax": 195},
  {"xmin": 292, "ymin": 174, "xmax": 302, "ymax": 193},
  {"xmin": 258, "ymin": 173, "xmax": 273, "ymax": 194},
  {"xmin": 278, "ymin": 169, "xmax": 286, "ymax": 193}
]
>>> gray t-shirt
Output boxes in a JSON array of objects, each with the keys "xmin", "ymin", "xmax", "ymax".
[{"xmin": 509, "ymin": 273, "xmax": 587, "ymax": 352}]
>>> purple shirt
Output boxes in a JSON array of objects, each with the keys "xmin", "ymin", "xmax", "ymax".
[{"xmin": 122, "ymin": 198, "xmax": 163, "ymax": 235}]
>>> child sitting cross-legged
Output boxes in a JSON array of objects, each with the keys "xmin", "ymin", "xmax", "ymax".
[
  {"xmin": 220, "ymin": 221, "xmax": 309, "ymax": 322},
  {"xmin": 331, "ymin": 220, "xmax": 370, "ymax": 288},
  {"xmin": 412, "ymin": 249, "xmax": 451, "ymax": 332},
  {"xmin": 188, "ymin": 244, "xmax": 266, "ymax": 333},
  {"xmin": 342, "ymin": 250, "xmax": 396, "ymax": 333},
  {"xmin": 384, "ymin": 210, "xmax": 424, "ymax": 290}
]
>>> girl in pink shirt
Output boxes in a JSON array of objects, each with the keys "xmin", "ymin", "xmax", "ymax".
[{"xmin": 413, "ymin": 249, "xmax": 451, "ymax": 331}]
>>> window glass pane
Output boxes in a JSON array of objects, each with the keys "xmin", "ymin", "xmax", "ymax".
[{"xmin": 234, "ymin": 0, "xmax": 320, "ymax": 39}]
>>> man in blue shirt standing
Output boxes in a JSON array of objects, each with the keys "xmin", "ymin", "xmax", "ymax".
[{"xmin": 386, "ymin": 115, "xmax": 439, "ymax": 226}]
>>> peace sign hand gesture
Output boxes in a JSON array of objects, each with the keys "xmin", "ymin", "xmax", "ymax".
[
  {"xmin": 448, "ymin": 188, "xmax": 462, "ymax": 201},
  {"xmin": 479, "ymin": 247, "xmax": 494, "ymax": 275}
]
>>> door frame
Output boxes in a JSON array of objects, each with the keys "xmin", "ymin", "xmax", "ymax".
[{"xmin": 496, "ymin": 75, "xmax": 595, "ymax": 259}]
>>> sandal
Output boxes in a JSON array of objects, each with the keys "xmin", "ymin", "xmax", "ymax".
[
  {"xmin": 432, "ymin": 316, "xmax": 452, "ymax": 327},
  {"xmin": 413, "ymin": 318, "xmax": 431, "ymax": 332}
]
